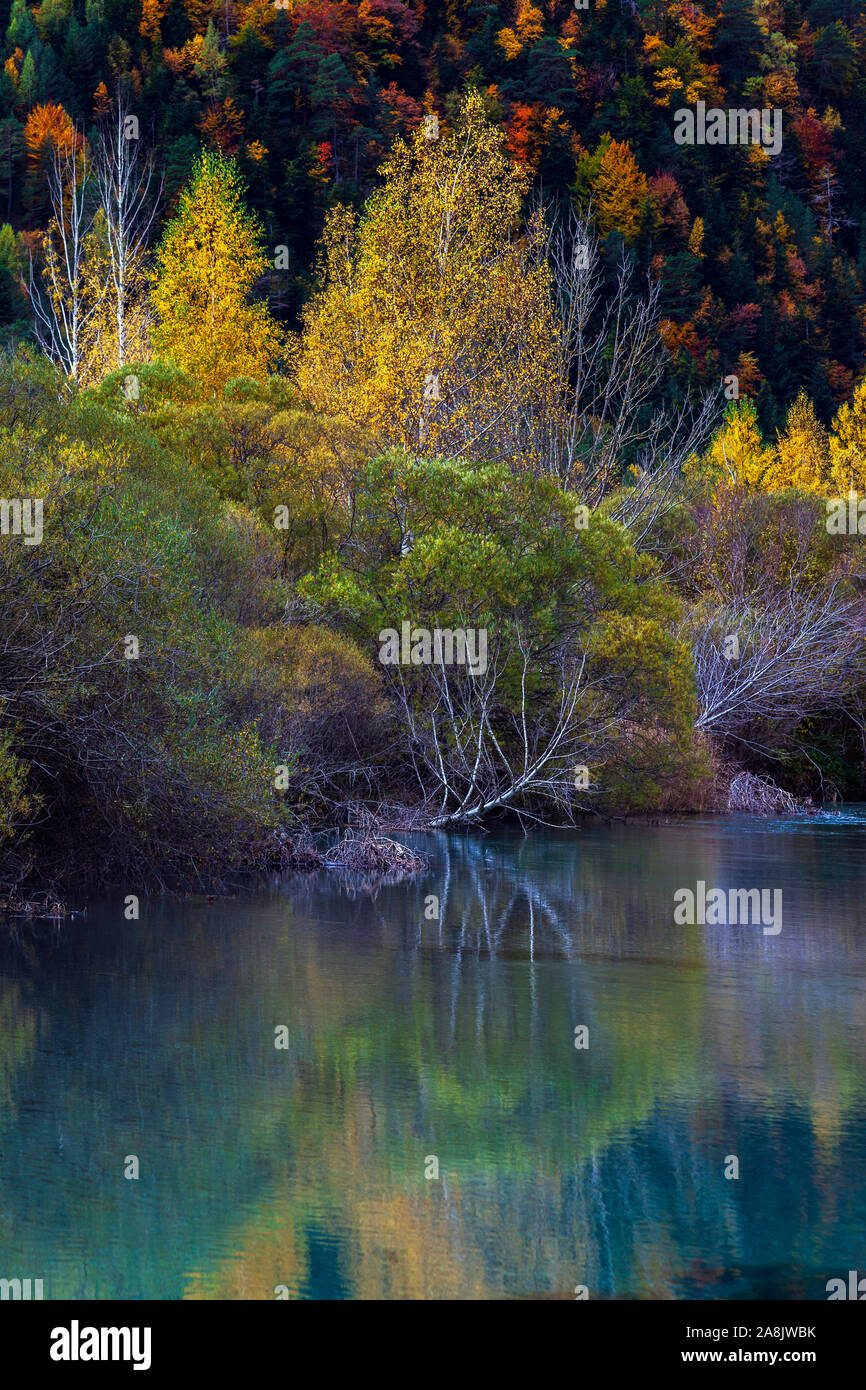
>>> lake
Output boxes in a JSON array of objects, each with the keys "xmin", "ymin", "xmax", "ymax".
[{"xmin": 1, "ymin": 811, "xmax": 865, "ymax": 1300}]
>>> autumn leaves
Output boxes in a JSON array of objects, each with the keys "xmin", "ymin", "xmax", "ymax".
[
  {"xmin": 151, "ymin": 149, "xmax": 284, "ymax": 393},
  {"xmin": 25, "ymin": 102, "xmax": 284, "ymax": 394},
  {"xmin": 298, "ymin": 90, "xmax": 561, "ymax": 469}
]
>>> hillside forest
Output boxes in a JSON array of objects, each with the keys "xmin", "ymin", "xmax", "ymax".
[{"xmin": 1, "ymin": 0, "xmax": 866, "ymax": 890}]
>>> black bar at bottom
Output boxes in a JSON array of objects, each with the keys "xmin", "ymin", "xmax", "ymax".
[{"xmin": 3, "ymin": 1297, "xmax": 860, "ymax": 1376}]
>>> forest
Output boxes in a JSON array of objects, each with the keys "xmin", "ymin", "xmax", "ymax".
[{"xmin": 1, "ymin": 0, "xmax": 866, "ymax": 891}]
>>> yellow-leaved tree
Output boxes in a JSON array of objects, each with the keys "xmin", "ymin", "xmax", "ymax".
[
  {"xmin": 761, "ymin": 390, "xmax": 832, "ymax": 492},
  {"xmin": 150, "ymin": 150, "xmax": 283, "ymax": 395},
  {"xmin": 593, "ymin": 137, "xmax": 649, "ymax": 245},
  {"xmin": 297, "ymin": 89, "xmax": 561, "ymax": 466},
  {"xmin": 694, "ymin": 398, "xmax": 773, "ymax": 488},
  {"xmin": 829, "ymin": 378, "xmax": 866, "ymax": 494}
]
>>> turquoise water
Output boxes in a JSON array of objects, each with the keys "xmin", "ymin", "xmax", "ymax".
[{"xmin": 1, "ymin": 812, "xmax": 865, "ymax": 1299}]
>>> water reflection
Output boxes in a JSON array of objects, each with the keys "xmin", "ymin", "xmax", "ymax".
[{"xmin": 1, "ymin": 815, "xmax": 865, "ymax": 1299}]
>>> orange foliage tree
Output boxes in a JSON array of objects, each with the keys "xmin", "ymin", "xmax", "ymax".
[{"xmin": 593, "ymin": 138, "xmax": 649, "ymax": 245}]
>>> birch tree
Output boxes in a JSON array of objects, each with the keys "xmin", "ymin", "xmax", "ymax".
[
  {"xmin": 297, "ymin": 90, "xmax": 562, "ymax": 470},
  {"xmin": 539, "ymin": 203, "xmax": 721, "ymax": 510},
  {"xmin": 298, "ymin": 94, "xmax": 720, "ymax": 501},
  {"xmin": 92, "ymin": 96, "xmax": 162, "ymax": 370},
  {"xmin": 688, "ymin": 585, "xmax": 865, "ymax": 750},
  {"xmin": 28, "ymin": 131, "xmax": 102, "ymax": 383}
]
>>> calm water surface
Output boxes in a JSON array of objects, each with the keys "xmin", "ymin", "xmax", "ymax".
[{"xmin": 1, "ymin": 812, "xmax": 865, "ymax": 1299}]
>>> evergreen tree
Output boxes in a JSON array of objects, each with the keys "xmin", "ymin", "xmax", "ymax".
[{"xmin": 151, "ymin": 149, "xmax": 284, "ymax": 393}]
